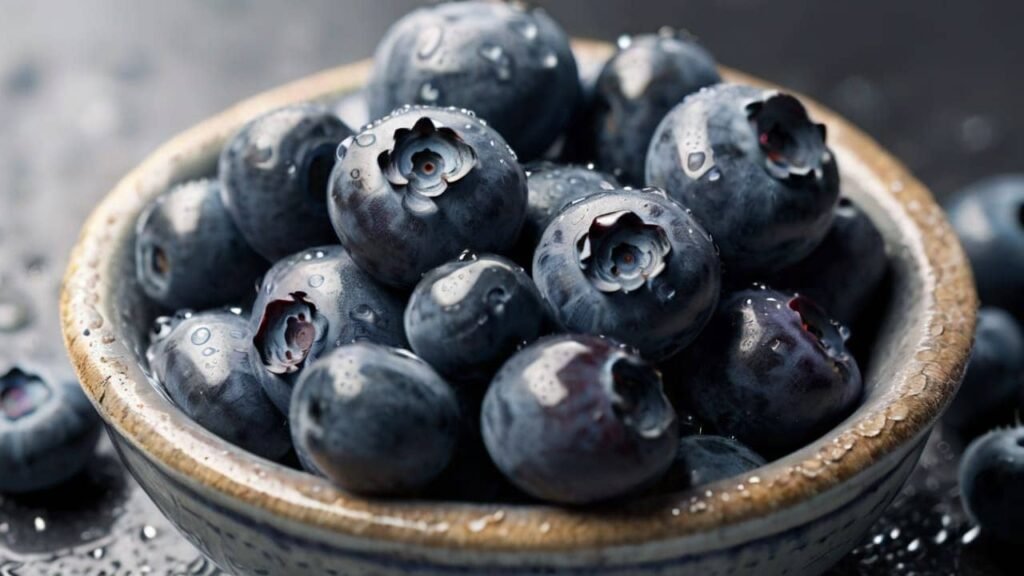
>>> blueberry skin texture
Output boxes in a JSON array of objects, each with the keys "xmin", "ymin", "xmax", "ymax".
[
  {"xmin": 148, "ymin": 311, "xmax": 292, "ymax": 461},
  {"xmin": 660, "ymin": 435, "xmax": 766, "ymax": 491},
  {"xmin": 768, "ymin": 196, "xmax": 888, "ymax": 326},
  {"xmin": 220, "ymin": 103, "xmax": 354, "ymax": 261},
  {"xmin": 329, "ymin": 106, "xmax": 528, "ymax": 289},
  {"xmin": 0, "ymin": 362, "xmax": 101, "ymax": 493},
  {"xmin": 946, "ymin": 175, "xmax": 1024, "ymax": 322},
  {"xmin": 514, "ymin": 162, "xmax": 620, "ymax": 267},
  {"xmin": 249, "ymin": 246, "xmax": 407, "ymax": 413},
  {"xmin": 647, "ymin": 84, "xmax": 840, "ymax": 276},
  {"xmin": 135, "ymin": 179, "xmax": 266, "ymax": 311},
  {"xmin": 959, "ymin": 427, "xmax": 1024, "ymax": 543},
  {"xmin": 405, "ymin": 254, "xmax": 547, "ymax": 382},
  {"xmin": 290, "ymin": 343, "xmax": 460, "ymax": 496},
  {"xmin": 532, "ymin": 190, "xmax": 721, "ymax": 361},
  {"xmin": 944, "ymin": 308, "xmax": 1024, "ymax": 434},
  {"xmin": 589, "ymin": 32, "xmax": 720, "ymax": 186},
  {"xmin": 482, "ymin": 334, "xmax": 678, "ymax": 504},
  {"xmin": 366, "ymin": 1, "xmax": 579, "ymax": 160},
  {"xmin": 673, "ymin": 289, "xmax": 863, "ymax": 456}
]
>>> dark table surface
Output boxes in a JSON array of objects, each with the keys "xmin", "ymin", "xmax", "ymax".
[{"xmin": 1, "ymin": 1, "xmax": 1020, "ymax": 574}]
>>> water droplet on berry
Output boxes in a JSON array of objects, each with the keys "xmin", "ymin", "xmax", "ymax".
[
  {"xmin": 190, "ymin": 327, "xmax": 211, "ymax": 346},
  {"xmin": 617, "ymin": 34, "xmax": 633, "ymax": 49},
  {"xmin": 708, "ymin": 168, "xmax": 722, "ymax": 182},
  {"xmin": 419, "ymin": 82, "xmax": 440, "ymax": 102},
  {"xmin": 509, "ymin": 19, "xmax": 538, "ymax": 40},
  {"xmin": 478, "ymin": 43, "xmax": 513, "ymax": 82},
  {"xmin": 541, "ymin": 51, "xmax": 558, "ymax": 69},
  {"xmin": 308, "ymin": 274, "xmax": 325, "ymax": 288},
  {"xmin": 354, "ymin": 133, "xmax": 376, "ymax": 147}
]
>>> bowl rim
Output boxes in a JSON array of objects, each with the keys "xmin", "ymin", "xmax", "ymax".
[{"xmin": 60, "ymin": 39, "xmax": 976, "ymax": 553}]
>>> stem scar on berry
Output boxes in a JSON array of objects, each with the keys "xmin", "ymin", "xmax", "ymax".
[
  {"xmin": 747, "ymin": 93, "xmax": 828, "ymax": 180},
  {"xmin": 0, "ymin": 368, "xmax": 52, "ymax": 421},
  {"xmin": 577, "ymin": 210, "xmax": 671, "ymax": 293},
  {"xmin": 787, "ymin": 294, "xmax": 849, "ymax": 360},
  {"xmin": 254, "ymin": 291, "xmax": 329, "ymax": 374}
]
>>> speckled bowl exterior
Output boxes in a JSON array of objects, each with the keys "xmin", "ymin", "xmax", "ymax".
[{"xmin": 61, "ymin": 41, "xmax": 976, "ymax": 576}]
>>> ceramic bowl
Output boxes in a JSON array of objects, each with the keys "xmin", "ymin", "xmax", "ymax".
[{"xmin": 61, "ymin": 40, "xmax": 976, "ymax": 576}]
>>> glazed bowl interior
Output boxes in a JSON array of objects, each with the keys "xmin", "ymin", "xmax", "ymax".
[{"xmin": 61, "ymin": 40, "xmax": 975, "ymax": 552}]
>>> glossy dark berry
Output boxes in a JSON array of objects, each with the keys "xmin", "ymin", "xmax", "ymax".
[
  {"xmin": 329, "ymin": 106, "xmax": 527, "ymax": 288},
  {"xmin": 147, "ymin": 311, "xmax": 292, "ymax": 461},
  {"xmin": 290, "ymin": 343, "xmax": 460, "ymax": 496},
  {"xmin": 946, "ymin": 175, "xmax": 1024, "ymax": 322},
  {"xmin": 588, "ymin": 31, "xmax": 720, "ymax": 185},
  {"xmin": 0, "ymin": 362, "xmax": 101, "ymax": 493},
  {"xmin": 659, "ymin": 435, "xmax": 766, "ymax": 491},
  {"xmin": 944, "ymin": 308, "xmax": 1024, "ymax": 435},
  {"xmin": 673, "ymin": 289, "xmax": 862, "ymax": 456},
  {"xmin": 405, "ymin": 253, "xmax": 546, "ymax": 382},
  {"xmin": 135, "ymin": 179, "xmax": 266, "ymax": 310},
  {"xmin": 532, "ymin": 189, "xmax": 720, "ymax": 361},
  {"xmin": 768, "ymin": 196, "xmax": 888, "ymax": 326},
  {"xmin": 482, "ymin": 334, "xmax": 678, "ymax": 504},
  {"xmin": 647, "ymin": 84, "xmax": 840, "ymax": 276},
  {"xmin": 367, "ymin": 1, "xmax": 579, "ymax": 159},
  {"xmin": 220, "ymin": 103, "xmax": 353, "ymax": 261},
  {"xmin": 250, "ymin": 246, "xmax": 407, "ymax": 413},
  {"xmin": 960, "ymin": 427, "xmax": 1024, "ymax": 543},
  {"xmin": 513, "ymin": 162, "xmax": 620, "ymax": 267}
]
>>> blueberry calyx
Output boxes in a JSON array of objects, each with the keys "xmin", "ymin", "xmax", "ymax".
[
  {"xmin": 607, "ymin": 355, "xmax": 674, "ymax": 439},
  {"xmin": 787, "ymin": 294, "xmax": 849, "ymax": 361},
  {"xmin": 0, "ymin": 368, "xmax": 51, "ymax": 421},
  {"xmin": 577, "ymin": 210, "xmax": 672, "ymax": 293},
  {"xmin": 253, "ymin": 291, "xmax": 328, "ymax": 375},
  {"xmin": 378, "ymin": 116, "xmax": 477, "ymax": 215},
  {"xmin": 746, "ymin": 93, "xmax": 828, "ymax": 180}
]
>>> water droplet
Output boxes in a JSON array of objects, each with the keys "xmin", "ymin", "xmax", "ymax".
[
  {"xmin": 707, "ymin": 168, "xmax": 722, "ymax": 182},
  {"xmin": 419, "ymin": 82, "xmax": 440, "ymax": 102},
  {"xmin": 309, "ymin": 274, "xmax": 325, "ymax": 288},
  {"xmin": 354, "ymin": 132, "xmax": 376, "ymax": 148},
  {"xmin": 457, "ymin": 250, "xmax": 478, "ymax": 262},
  {"xmin": 617, "ymin": 34, "xmax": 633, "ymax": 49},
  {"xmin": 90, "ymin": 547, "xmax": 105, "ymax": 559},
  {"xmin": 190, "ymin": 327, "xmax": 211, "ymax": 346},
  {"xmin": 687, "ymin": 151, "xmax": 706, "ymax": 171},
  {"xmin": 417, "ymin": 26, "xmax": 444, "ymax": 59},
  {"xmin": 478, "ymin": 43, "xmax": 513, "ymax": 82},
  {"xmin": 202, "ymin": 347, "xmax": 217, "ymax": 357},
  {"xmin": 541, "ymin": 51, "xmax": 558, "ymax": 69},
  {"xmin": 249, "ymin": 136, "xmax": 274, "ymax": 166},
  {"xmin": 34, "ymin": 517, "xmax": 46, "ymax": 532},
  {"xmin": 349, "ymin": 168, "xmax": 360, "ymax": 179},
  {"xmin": 510, "ymin": 19, "xmax": 538, "ymax": 40},
  {"xmin": 961, "ymin": 525, "xmax": 980, "ymax": 544}
]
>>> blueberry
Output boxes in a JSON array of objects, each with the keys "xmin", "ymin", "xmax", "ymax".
[
  {"xmin": 647, "ymin": 84, "xmax": 840, "ymax": 276},
  {"xmin": 0, "ymin": 362, "xmax": 101, "ymax": 493},
  {"xmin": 768, "ymin": 196, "xmax": 888, "ymax": 326},
  {"xmin": 329, "ymin": 106, "xmax": 527, "ymax": 288},
  {"xmin": 220, "ymin": 103, "xmax": 353, "ymax": 261},
  {"xmin": 659, "ymin": 435, "xmax": 766, "ymax": 491},
  {"xmin": 290, "ymin": 343, "xmax": 459, "ymax": 496},
  {"xmin": 672, "ymin": 289, "xmax": 862, "ymax": 456},
  {"xmin": 587, "ymin": 30, "xmax": 720, "ymax": 185},
  {"xmin": 250, "ymin": 246, "xmax": 406, "ymax": 413},
  {"xmin": 944, "ymin": 308, "xmax": 1024, "ymax": 435},
  {"xmin": 135, "ymin": 179, "xmax": 267, "ymax": 310},
  {"xmin": 367, "ymin": 1, "xmax": 579, "ymax": 159},
  {"xmin": 481, "ymin": 334, "xmax": 678, "ymax": 504},
  {"xmin": 513, "ymin": 162, "xmax": 620, "ymax": 267},
  {"xmin": 147, "ymin": 310, "xmax": 292, "ymax": 461},
  {"xmin": 532, "ymin": 189, "xmax": 720, "ymax": 361},
  {"xmin": 959, "ymin": 427, "xmax": 1024, "ymax": 543},
  {"xmin": 405, "ymin": 253, "xmax": 547, "ymax": 382},
  {"xmin": 946, "ymin": 175, "xmax": 1024, "ymax": 322}
]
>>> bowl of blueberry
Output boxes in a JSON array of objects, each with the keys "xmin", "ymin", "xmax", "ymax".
[{"xmin": 59, "ymin": 2, "xmax": 976, "ymax": 575}]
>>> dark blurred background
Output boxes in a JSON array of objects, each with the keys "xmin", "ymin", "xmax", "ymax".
[{"xmin": 0, "ymin": 1, "xmax": 1020, "ymax": 573}]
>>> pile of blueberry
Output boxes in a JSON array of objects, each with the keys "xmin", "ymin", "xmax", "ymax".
[{"xmin": 135, "ymin": 0, "xmax": 882, "ymax": 506}]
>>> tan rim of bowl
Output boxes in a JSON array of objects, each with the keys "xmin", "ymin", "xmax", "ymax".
[{"xmin": 61, "ymin": 39, "xmax": 976, "ymax": 553}]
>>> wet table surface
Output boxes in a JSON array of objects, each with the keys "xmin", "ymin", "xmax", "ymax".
[{"xmin": 1, "ymin": 1, "xmax": 1022, "ymax": 574}]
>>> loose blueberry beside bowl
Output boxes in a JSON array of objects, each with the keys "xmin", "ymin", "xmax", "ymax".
[
  {"xmin": 147, "ymin": 310, "xmax": 292, "ymax": 461},
  {"xmin": 290, "ymin": 342, "xmax": 460, "ymax": 496},
  {"xmin": 587, "ymin": 30, "xmax": 720, "ymax": 185},
  {"xmin": 533, "ymin": 189, "xmax": 720, "ymax": 361},
  {"xmin": 405, "ymin": 253, "xmax": 547, "ymax": 383},
  {"xmin": 960, "ymin": 427, "xmax": 1024, "ymax": 544},
  {"xmin": 0, "ymin": 362, "xmax": 101, "ymax": 493},
  {"xmin": 659, "ymin": 435, "xmax": 766, "ymax": 491},
  {"xmin": 135, "ymin": 179, "xmax": 267, "ymax": 311},
  {"xmin": 943, "ymin": 307, "xmax": 1024, "ymax": 436},
  {"xmin": 946, "ymin": 175, "xmax": 1024, "ymax": 322},
  {"xmin": 250, "ymin": 245, "xmax": 407, "ymax": 413},
  {"xmin": 220, "ymin": 103, "xmax": 353, "ymax": 261},
  {"xmin": 367, "ymin": 0, "xmax": 579, "ymax": 160},
  {"xmin": 329, "ymin": 106, "xmax": 528, "ymax": 288},
  {"xmin": 647, "ymin": 84, "xmax": 840, "ymax": 276},
  {"xmin": 482, "ymin": 334, "xmax": 678, "ymax": 504},
  {"xmin": 672, "ymin": 288, "xmax": 862, "ymax": 456}
]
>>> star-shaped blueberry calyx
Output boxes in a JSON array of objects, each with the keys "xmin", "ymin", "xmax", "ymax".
[
  {"xmin": 577, "ymin": 210, "xmax": 672, "ymax": 293},
  {"xmin": 378, "ymin": 117, "xmax": 477, "ymax": 215},
  {"xmin": 747, "ymin": 93, "xmax": 829, "ymax": 180}
]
